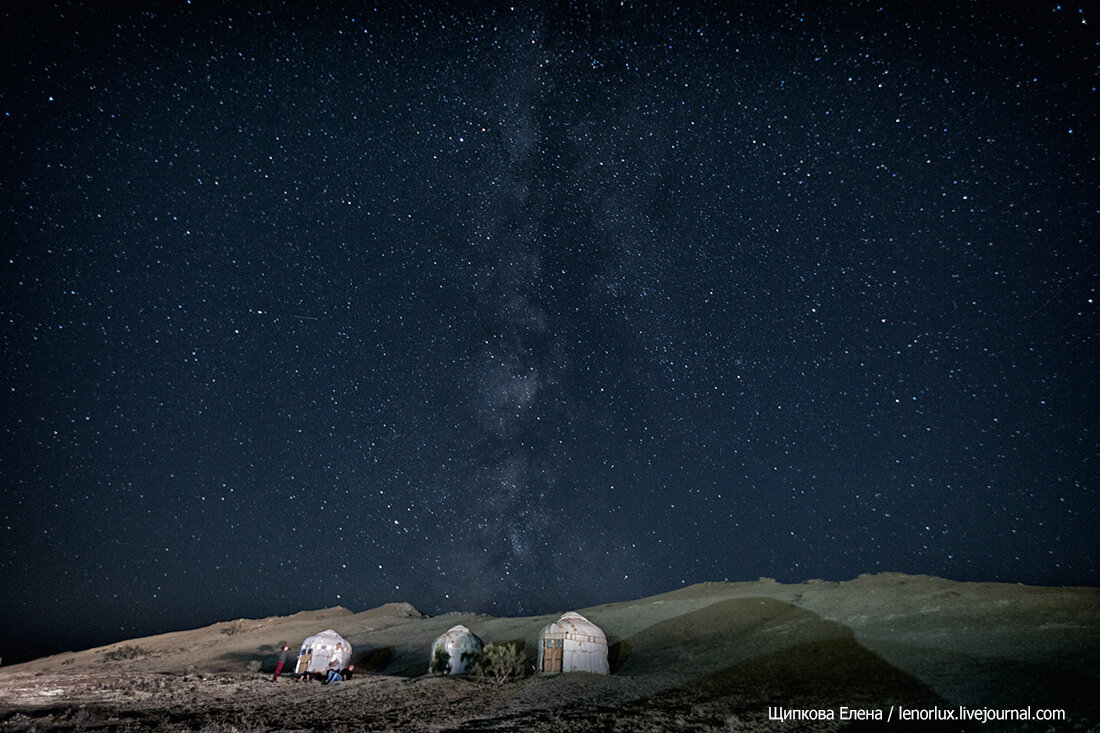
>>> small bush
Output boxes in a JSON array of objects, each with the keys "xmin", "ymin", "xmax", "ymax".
[
  {"xmin": 246, "ymin": 659, "xmax": 262, "ymax": 673},
  {"xmin": 104, "ymin": 645, "xmax": 147, "ymax": 661},
  {"xmin": 471, "ymin": 643, "xmax": 525, "ymax": 686},
  {"xmin": 430, "ymin": 648, "xmax": 450, "ymax": 674}
]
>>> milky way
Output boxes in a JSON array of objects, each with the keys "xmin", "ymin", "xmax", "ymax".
[{"xmin": 1, "ymin": 3, "xmax": 1095, "ymax": 663}]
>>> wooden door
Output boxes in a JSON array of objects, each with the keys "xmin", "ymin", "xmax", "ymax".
[{"xmin": 543, "ymin": 639, "xmax": 562, "ymax": 673}]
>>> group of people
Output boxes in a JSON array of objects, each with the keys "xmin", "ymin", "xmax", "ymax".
[
  {"xmin": 271, "ymin": 642, "xmax": 354, "ymax": 684},
  {"xmin": 301, "ymin": 661, "xmax": 355, "ymax": 684}
]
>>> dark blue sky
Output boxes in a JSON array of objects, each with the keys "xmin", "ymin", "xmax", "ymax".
[{"xmin": 1, "ymin": 2, "xmax": 1095, "ymax": 664}]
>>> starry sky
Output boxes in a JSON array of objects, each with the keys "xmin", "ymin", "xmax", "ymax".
[{"xmin": 1, "ymin": 2, "xmax": 1096, "ymax": 664}]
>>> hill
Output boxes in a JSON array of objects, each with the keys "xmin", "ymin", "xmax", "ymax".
[{"xmin": 1, "ymin": 573, "xmax": 1097, "ymax": 731}]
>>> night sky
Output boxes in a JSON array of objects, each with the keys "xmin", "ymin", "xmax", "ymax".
[{"xmin": 1, "ymin": 2, "xmax": 1096, "ymax": 665}]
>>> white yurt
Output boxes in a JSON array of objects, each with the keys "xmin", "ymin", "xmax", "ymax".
[
  {"xmin": 428, "ymin": 624, "xmax": 484, "ymax": 674},
  {"xmin": 536, "ymin": 612, "xmax": 609, "ymax": 675},
  {"xmin": 295, "ymin": 629, "xmax": 352, "ymax": 674}
]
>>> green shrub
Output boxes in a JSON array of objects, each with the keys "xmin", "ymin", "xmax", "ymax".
[{"xmin": 471, "ymin": 643, "xmax": 525, "ymax": 686}]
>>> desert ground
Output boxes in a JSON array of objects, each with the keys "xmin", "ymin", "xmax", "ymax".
[{"xmin": 1, "ymin": 573, "xmax": 1097, "ymax": 731}]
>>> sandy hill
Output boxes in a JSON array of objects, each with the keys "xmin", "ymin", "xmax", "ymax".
[{"xmin": 1, "ymin": 573, "xmax": 1097, "ymax": 731}]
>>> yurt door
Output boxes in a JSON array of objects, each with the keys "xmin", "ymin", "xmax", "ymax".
[{"xmin": 543, "ymin": 639, "xmax": 562, "ymax": 673}]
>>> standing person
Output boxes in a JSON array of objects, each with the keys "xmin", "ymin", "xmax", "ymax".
[{"xmin": 273, "ymin": 644, "xmax": 289, "ymax": 682}]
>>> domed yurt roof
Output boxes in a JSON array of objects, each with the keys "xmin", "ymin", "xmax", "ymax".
[
  {"xmin": 296, "ymin": 629, "xmax": 352, "ymax": 674},
  {"xmin": 429, "ymin": 624, "xmax": 483, "ymax": 675},
  {"xmin": 537, "ymin": 612, "xmax": 609, "ymax": 675}
]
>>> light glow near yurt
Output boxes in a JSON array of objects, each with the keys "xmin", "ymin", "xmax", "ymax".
[
  {"xmin": 537, "ymin": 612, "xmax": 609, "ymax": 675},
  {"xmin": 428, "ymin": 624, "xmax": 484, "ymax": 674},
  {"xmin": 296, "ymin": 629, "xmax": 352, "ymax": 673}
]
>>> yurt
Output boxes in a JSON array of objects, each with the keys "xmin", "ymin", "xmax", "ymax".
[
  {"xmin": 536, "ymin": 612, "xmax": 609, "ymax": 675},
  {"xmin": 295, "ymin": 629, "xmax": 352, "ymax": 674},
  {"xmin": 428, "ymin": 624, "xmax": 484, "ymax": 674}
]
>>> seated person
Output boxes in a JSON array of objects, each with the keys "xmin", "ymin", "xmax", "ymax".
[{"xmin": 323, "ymin": 662, "xmax": 356, "ymax": 684}]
